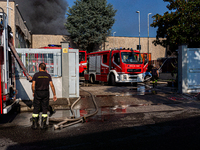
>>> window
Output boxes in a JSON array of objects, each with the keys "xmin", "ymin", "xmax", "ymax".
[
  {"xmin": 121, "ymin": 52, "xmax": 143, "ymax": 64},
  {"xmin": 79, "ymin": 52, "xmax": 85, "ymax": 62},
  {"xmin": 103, "ymin": 54, "xmax": 107, "ymax": 63},
  {"xmin": 113, "ymin": 53, "xmax": 120, "ymax": 65}
]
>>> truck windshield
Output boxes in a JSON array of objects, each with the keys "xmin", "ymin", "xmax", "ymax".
[
  {"xmin": 121, "ymin": 52, "xmax": 143, "ymax": 64},
  {"xmin": 79, "ymin": 52, "xmax": 85, "ymax": 62}
]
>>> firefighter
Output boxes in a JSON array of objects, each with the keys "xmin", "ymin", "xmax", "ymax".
[
  {"xmin": 31, "ymin": 63, "xmax": 57, "ymax": 129},
  {"xmin": 151, "ymin": 64, "xmax": 159, "ymax": 87},
  {"xmin": 29, "ymin": 75, "xmax": 56, "ymax": 117}
]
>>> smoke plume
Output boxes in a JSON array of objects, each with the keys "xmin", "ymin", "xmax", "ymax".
[{"xmin": 15, "ymin": 0, "xmax": 69, "ymax": 35}]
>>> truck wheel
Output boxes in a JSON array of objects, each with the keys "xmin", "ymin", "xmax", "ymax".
[
  {"xmin": 109, "ymin": 74, "xmax": 116, "ymax": 86},
  {"xmin": 90, "ymin": 75, "xmax": 95, "ymax": 84}
]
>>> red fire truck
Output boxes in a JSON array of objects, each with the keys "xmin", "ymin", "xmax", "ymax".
[
  {"xmin": 0, "ymin": 8, "xmax": 30, "ymax": 114},
  {"xmin": 84, "ymin": 49, "xmax": 149, "ymax": 85},
  {"xmin": 41, "ymin": 45, "xmax": 87, "ymax": 75}
]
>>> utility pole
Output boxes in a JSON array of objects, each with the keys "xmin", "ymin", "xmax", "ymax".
[
  {"xmin": 148, "ymin": 13, "xmax": 152, "ymax": 55},
  {"xmin": 136, "ymin": 11, "xmax": 140, "ymax": 51},
  {"xmin": 113, "ymin": 31, "xmax": 116, "ymax": 49}
]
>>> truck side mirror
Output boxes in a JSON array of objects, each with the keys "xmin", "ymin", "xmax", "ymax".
[
  {"xmin": 118, "ymin": 58, "xmax": 120, "ymax": 64},
  {"xmin": 144, "ymin": 59, "xmax": 148, "ymax": 64}
]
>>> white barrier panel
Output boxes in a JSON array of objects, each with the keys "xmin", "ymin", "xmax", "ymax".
[{"xmin": 16, "ymin": 77, "xmax": 62, "ymax": 100}]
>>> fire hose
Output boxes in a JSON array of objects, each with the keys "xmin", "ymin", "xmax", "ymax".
[
  {"xmin": 144, "ymin": 75, "xmax": 152, "ymax": 82},
  {"xmin": 53, "ymin": 87, "xmax": 98, "ymax": 130}
]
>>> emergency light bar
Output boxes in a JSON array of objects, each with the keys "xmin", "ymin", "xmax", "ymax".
[{"xmin": 48, "ymin": 44, "xmax": 61, "ymax": 47}]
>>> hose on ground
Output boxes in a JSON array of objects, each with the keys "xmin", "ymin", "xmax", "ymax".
[
  {"xmin": 144, "ymin": 76, "xmax": 152, "ymax": 82},
  {"xmin": 54, "ymin": 86, "xmax": 98, "ymax": 130}
]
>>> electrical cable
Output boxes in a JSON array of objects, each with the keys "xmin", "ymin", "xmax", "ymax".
[{"xmin": 158, "ymin": 58, "xmax": 168, "ymax": 72}]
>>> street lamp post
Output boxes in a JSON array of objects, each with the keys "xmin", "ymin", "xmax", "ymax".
[
  {"xmin": 7, "ymin": 0, "xmax": 9, "ymax": 25},
  {"xmin": 113, "ymin": 31, "xmax": 116, "ymax": 49},
  {"xmin": 148, "ymin": 13, "xmax": 152, "ymax": 55},
  {"xmin": 136, "ymin": 11, "xmax": 140, "ymax": 51}
]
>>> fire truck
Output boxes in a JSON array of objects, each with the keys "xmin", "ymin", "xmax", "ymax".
[
  {"xmin": 41, "ymin": 45, "xmax": 87, "ymax": 75},
  {"xmin": 84, "ymin": 48, "xmax": 149, "ymax": 85},
  {"xmin": 0, "ymin": 8, "xmax": 30, "ymax": 114}
]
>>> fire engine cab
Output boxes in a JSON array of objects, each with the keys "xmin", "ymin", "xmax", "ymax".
[{"xmin": 84, "ymin": 48, "xmax": 149, "ymax": 85}]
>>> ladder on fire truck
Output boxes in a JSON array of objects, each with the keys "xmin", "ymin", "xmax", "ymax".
[{"xmin": 0, "ymin": 7, "xmax": 30, "ymax": 114}]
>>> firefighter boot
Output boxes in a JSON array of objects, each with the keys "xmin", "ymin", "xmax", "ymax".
[
  {"xmin": 155, "ymin": 80, "xmax": 158, "ymax": 87},
  {"xmin": 41, "ymin": 116, "xmax": 48, "ymax": 129},
  {"xmin": 31, "ymin": 116, "xmax": 39, "ymax": 129},
  {"xmin": 49, "ymin": 105, "xmax": 56, "ymax": 117},
  {"xmin": 152, "ymin": 80, "xmax": 155, "ymax": 88}
]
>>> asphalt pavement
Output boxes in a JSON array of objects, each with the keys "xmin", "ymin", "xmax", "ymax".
[
  {"xmin": 19, "ymin": 80, "xmax": 199, "ymax": 113},
  {"xmin": 1, "ymin": 81, "xmax": 200, "ymax": 150}
]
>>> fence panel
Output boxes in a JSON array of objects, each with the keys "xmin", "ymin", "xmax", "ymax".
[
  {"xmin": 15, "ymin": 48, "xmax": 61, "ymax": 77},
  {"xmin": 187, "ymin": 48, "xmax": 200, "ymax": 89}
]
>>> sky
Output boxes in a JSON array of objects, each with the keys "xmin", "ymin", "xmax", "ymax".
[{"xmin": 67, "ymin": 0, "xmax": 169, "ymax": 37}]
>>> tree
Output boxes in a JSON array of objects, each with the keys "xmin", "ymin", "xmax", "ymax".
[
  {"xmin": 65, "ymin": 0, "xmax": 117, "ymax": 52},
  {"xmin": 151, "ymin": 0, "xmax": 200, "ymax": 54}
]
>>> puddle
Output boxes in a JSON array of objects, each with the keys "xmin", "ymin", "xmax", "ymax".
[
  {"xmin": 129, "ymin": 84, "xmax": 154, "ymax": 95},
  {"xmin": 49, "ymin": 104, "xmax": 146, "ymax": 124},
  {"xmin": 137, "ymin": 85, "xmax": 145, "ymax": 95}
]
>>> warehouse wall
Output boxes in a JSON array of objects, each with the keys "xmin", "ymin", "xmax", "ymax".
[{"xmin": 32, "ymin": 34, "xmax": 166, "ymax": 60}]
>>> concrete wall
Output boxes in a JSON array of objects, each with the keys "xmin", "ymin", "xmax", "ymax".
[
  {"xmin": 0, "ymin": 1, "xmax": 15, "ymax": 36},
  {"xmin": 104, "ymin": 37, "xmax": 166, "ymax": 60},
  {"xmin": 32, "ymin": 34, "xmax": 68, "ymax": 48},
  {"xmin": 16, "ymin": 77, "xmax": 62, "ymax": 100},
  {"xmin": 15, "ymin": 6, "xmax": 31, "ymax": 48},
  {"xmin": 0, "ymin": 1, "xmax": 31, "ymax": 48},
  {"xmin": 32, "ymin": 34, "xmax": 166, "ymax": 61}
]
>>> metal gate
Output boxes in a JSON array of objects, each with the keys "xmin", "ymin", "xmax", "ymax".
[
  {"xmin": 178, "ymin": 45, "xmax": 200, "ymax": 93},
  {"xmin": 15, "ymin": 48, "xmax": 61, "ymax": 77},
  {"xmin": 187, "ymin": 49, "xmax": 200, "ymax": 89}
]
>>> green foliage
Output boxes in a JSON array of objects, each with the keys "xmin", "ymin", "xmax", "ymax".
[
  {"xmin": 65, "ymin": 0, "xmax": 117, "ymax": 52},
  {"xmin": 151, "ymin": 0, "xmax": 200, "ymax": 53}
]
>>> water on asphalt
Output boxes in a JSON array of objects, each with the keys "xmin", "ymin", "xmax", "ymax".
[{"xmin": 1, "ymin": 82, "xmax": 200, "ymax": 149}]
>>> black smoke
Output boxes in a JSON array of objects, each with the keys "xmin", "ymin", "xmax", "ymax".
[{"xmin": 14, "ymin": 0, "xmax": 69, "ymax": 35}]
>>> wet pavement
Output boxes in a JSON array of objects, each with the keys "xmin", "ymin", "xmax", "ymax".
[
  {"xmin": 19, "ymin": 81, "xmax": 195, "ymax": 112},
  {"xmin": 1, "ymin": 81, "xmax": 200, "ymax": 149}
]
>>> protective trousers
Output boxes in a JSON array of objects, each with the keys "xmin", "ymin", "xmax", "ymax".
[
  {"xmin": 33, "ymin": 90, "xmax": 49, "ymax": 115},
  {"xmin": 152, "ymin": 76, "xmax": 158, "ymax": 88}
]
